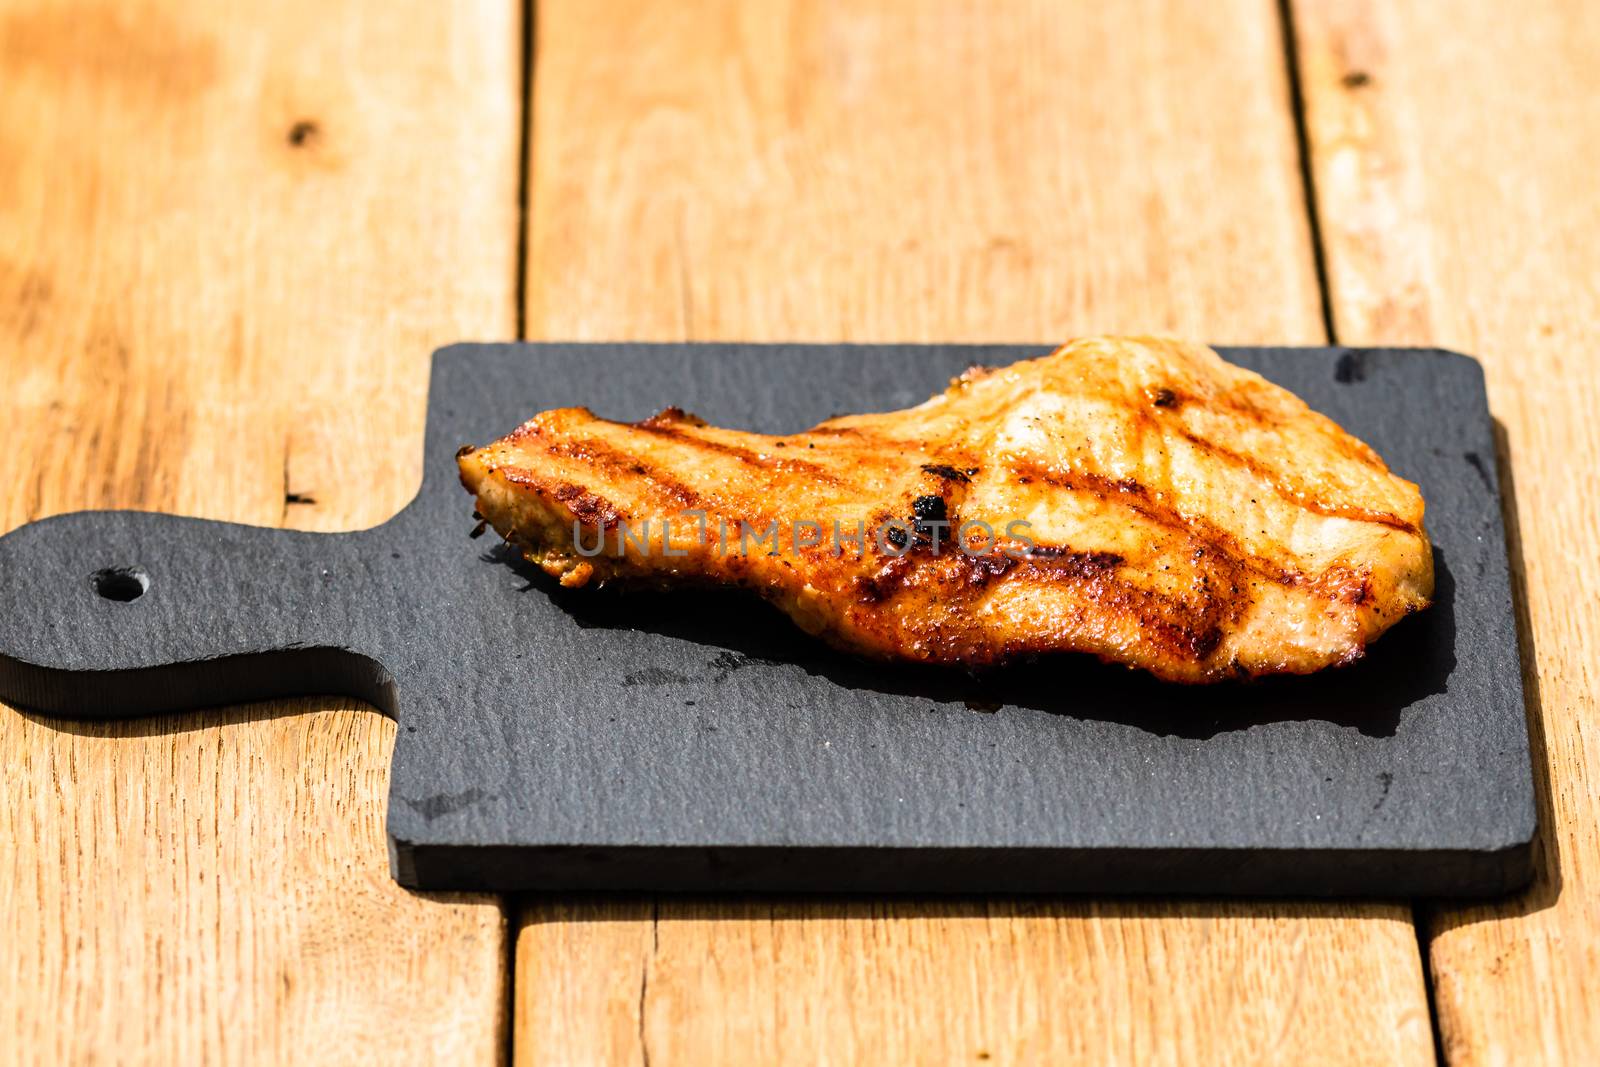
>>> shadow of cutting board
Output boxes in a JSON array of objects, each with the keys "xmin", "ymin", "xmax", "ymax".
[{"xmin": 0, "ymin": 344, "xmax": 1537, "ymax": 896}]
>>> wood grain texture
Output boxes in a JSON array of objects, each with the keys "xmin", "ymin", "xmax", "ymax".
[
  {"xmin": 0, "ymin": 0, "xmax": 519, "ymax": 1061},
  {"xmin": 1294, "ymin": 1, "xmax": 1600, "ymax": 1063},
  {"xmin": 517, "ymin": 2, "xmax": 1433, "ymax": 1064},
  {"xmin": 526, "ymin": 0, "xmax": 1323, "ymax": 345}
]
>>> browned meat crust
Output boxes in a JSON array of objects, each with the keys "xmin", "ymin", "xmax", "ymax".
[{"xmin": 458, "ymin": 337, "xmax": 1432, "ymax": 683}]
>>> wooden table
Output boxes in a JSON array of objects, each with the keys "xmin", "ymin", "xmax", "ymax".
[{"xmin": 2, "ymin": 1, "xmax": 1594, "ymax": 1063}]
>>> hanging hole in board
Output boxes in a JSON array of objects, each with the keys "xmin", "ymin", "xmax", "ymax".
[{"xmin": 91, "ymin": 566, "xmax": 149, "ymax": 602}]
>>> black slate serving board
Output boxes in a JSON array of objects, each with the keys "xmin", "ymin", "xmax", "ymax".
[{"xmin": 0, "ymin": 344, "xmax": 1536, "ymax": 896}]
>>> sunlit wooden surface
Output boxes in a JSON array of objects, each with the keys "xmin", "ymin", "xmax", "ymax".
[
  {"xmin": 0, "ymin": 0, "xmax": 517, "ymax": 1062},
  {"xmin": 1295, "ymin": 1, "xmax": 1600, "ymax": 1063}
]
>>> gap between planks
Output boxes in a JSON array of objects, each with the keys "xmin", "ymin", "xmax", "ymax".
[{"xmin": 1275, "ymin": 0, "xmax": 1448, "ymax": 1058}]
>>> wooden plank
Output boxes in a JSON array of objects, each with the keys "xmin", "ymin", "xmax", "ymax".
[
  {"xmin": 1293, "ymin": 1, "xmax": 1600, "ymax": 1062},
  {"xmin": 526, "ymin": 0, "xmax": 1327, "ymax": 344},
  {"xmin": 516, "ymin": 3, "xmax": 1434, "ymax": 1063},
  {"xmin": 0, "ymin": 0, "xmax": 520, "ymax": 1060}
]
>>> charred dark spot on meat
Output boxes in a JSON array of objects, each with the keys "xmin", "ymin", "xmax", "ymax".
[
  {"xmin": 853, "ymin": 574, "xmax": 891, "ymax": 604},
  {"xmin": 1031, "ymin": 546, "xmax": 1123, "ymax": 573},
  {"xmin": 1150, "ymin": 387, "xmax": 1178, "ymax": 408},
  {"xmin": 911, "ymin": 494, "xmax": 948, "ymax": 540},
  {"xmin": 920, "ymin": 463, "xmax": 972, "ymax": 484},
  {"xmin": 956, "ymin": 552, "xmax": 1015, "ymax": 586},
  {"xmin": 1315, "ymin": 564, "xmax": 1377, "ymax": 606},
  {"xmin": 550, "ymin": 482, "xmax": 626, "ymax": 530},
  {"xmin": 1189, "ymin": 624, "xmax": 1226, "ymax": 660},
  {"xmin": 1024, "ymin": 548, "xmax": 1124, "ymax": 579}
]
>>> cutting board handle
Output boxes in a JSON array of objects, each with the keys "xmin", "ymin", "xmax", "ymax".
[{"xmin": 0, "ymin": 509, "xmax": 397, "ymax": 718}]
